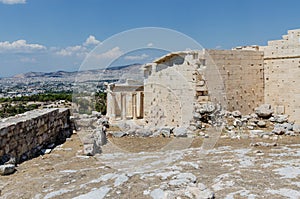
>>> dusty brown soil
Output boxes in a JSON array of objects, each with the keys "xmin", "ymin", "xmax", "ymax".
[
  {"xmin": 0, "ymin": 133, "xmax": 299, "ymax": 198},
  {"xmin": 109, "ymin": 135, "xmax": 299, "ymax": 152},
  {"xmin": 108, "ymin": 137, "xmax": 174, "ymax": 152}
]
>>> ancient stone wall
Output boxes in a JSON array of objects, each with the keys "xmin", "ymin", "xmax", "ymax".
[
  {"xmin": 143, "ymin": 50, "xmax": 265, "ymax": 127},
  {"xmin": 108, "ymin": 29, "xmax": 300, "ymax": 127},
  {"xmin": 260, "ymin": 29, "xmax": 300, "ymax": 124},
  {"xmin": 0, "ymin": 108, "xmax": 72, "ymax": 163},
  {"xmin": 206, "ymin": 49, "xmax": 265, "ymax": 114},
  {"xmin": 144, "ymin": 52, "xmax": 199, "ymax": 127}
]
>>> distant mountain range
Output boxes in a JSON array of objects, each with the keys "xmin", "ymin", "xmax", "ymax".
[
  {"xmin": 0, "ymin": 63, "xmax": 145, "ymax": 97},
  {"xmin": 12, "ymin": 63, "xmax": 142, "ymax": 79}
]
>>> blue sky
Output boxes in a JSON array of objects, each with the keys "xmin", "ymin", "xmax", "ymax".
[{"xmin": 1, "ymin": 0, "xmax": 300, "ymax": 77}]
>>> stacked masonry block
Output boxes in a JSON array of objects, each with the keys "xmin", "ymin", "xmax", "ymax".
[
  {"xmin": 262, "ymin": 29, "xmax": 300, "ymax": 123},
  {"xmin": 0, "ymin": 108, "xmax": 71, "ymax": 163},
  {"xmin": 206, "ymin": 50, "xmax": 264, "ymax": 114}
]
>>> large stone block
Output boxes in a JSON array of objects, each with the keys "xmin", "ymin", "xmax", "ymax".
[{"xmin": 0, "ymin": 164, "xmax": 15, "ymax": 175}]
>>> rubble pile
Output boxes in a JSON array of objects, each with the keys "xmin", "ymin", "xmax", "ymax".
[
  {"xmin": 104, "ymin": 103, "xmax": 299, "ymax": 140},
  {"xmin": 73, "ymin": 104, "xmax": 299, "ymax": 158},
  {"xmin": 221, "ymin": 104, "xmax": 299, "ymax": 139},
  {"xmin": 73, "ymin": 111, "xmax": 108, "ymax": 156}
]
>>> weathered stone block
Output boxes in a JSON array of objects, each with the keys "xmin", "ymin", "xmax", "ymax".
[
  {"xmin": 0, "ymin": 108, "xmax": 72, "ymax": 164},
  {"xmin": 173, "ymin": 127, "xmax": 188, "ymax": 137},
  {"xmin": 255, "ymin": 104, "xmax": 274, "ymax": 118},
  {"xmin": 0, "ymin": 164, "xmax": 15, "ymax": 175}
]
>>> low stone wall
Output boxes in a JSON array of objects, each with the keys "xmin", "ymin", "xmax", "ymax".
[{"xmin": 0, "ymin": 108, "xmax": 72, "ymax": 164}]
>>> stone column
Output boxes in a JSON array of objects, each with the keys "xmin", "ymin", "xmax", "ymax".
[
  {"xmin": 110, "ymin": 93, "xmax": 116, "ymax": 121},
  {"xmin": 106, "ymin": 83, "xmax": 116, "ymax": 121},
  {"xmin": 140, "ymin": 92, "xmax": 144, "ymax": 118},
  {"xmin": 121, "ymin": 93, "xmax": 126, "ymax": 120},
  {"xmin": 132, "ymin": 93, "xmax": 137, "ymax": 120}
]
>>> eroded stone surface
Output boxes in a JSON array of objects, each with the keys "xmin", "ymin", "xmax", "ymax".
[
  {"xmin": 0, "ymin": 164, "xmax": 15, "ymax": 175},
  {"xmin": 0, "ymin": 134, "xmax": 299, "ymax": 198}
]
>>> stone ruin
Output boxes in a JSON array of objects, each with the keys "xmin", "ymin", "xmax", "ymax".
[
  {"xmin": 105, "ymin": 29, "xmax": 300, "ymax": 140},
  {"xmin": 0, "ymin": 108, "xmax": 73, "ymax": 175},
  {"xmin": 3, "ymin": 29, "xmax": 300, "ymax": 171}
]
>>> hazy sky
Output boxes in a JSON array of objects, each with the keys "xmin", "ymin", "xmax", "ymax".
[{"xmin": 1, "ymin": 0, "xmax": 300, "ymax": 77}]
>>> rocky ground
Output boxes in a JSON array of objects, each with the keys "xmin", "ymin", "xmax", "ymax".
[{"xmin": 0, "ymin": 131, "xmax": 299, "ymax": 199}]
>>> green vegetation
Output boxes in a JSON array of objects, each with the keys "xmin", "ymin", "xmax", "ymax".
[
  {"xmin": 0, "ymin": 92, "xmax": 72, "ymax": 118},
  {"xmin": 0, "ymin": 92, "xmax": 72, "ymax": 103},
  {"xmin": 0, "ymin": 103, "xmax": 40, "ymax": 118},
  {"xmin": 0, "ymin": 91, "xmax": 107, "ymax": 118},
  {"xmin": 72, "ymin": 91, "xmax": 107, "ymax": 115},
  {"xmin": 95, "ymin": 92, "xmax": 107, "ymax": 115}
]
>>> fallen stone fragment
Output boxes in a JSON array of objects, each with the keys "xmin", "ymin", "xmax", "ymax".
[
  {"xmin": 135, "ymin": 128, "xmax": 152, "ymax": 137},
  {"xmin": 285, "ymin": 131, "xmax": 296, "ymax": 136},
  {"xmin": 173, "ymin": 126, "xmax": 188, "ymax": 137},
  {"xmin": 92, "ymin": 111, "xmax": 101, "ymax": 118},
  {"xmin": 231, "ymin": 110, "xmax": 242, "ymax": 118},
  {"xmin": 250, "ymin": 130, "xmax": 264, "ymax": 135},
  {"xmin": 41, "ymin": 149, "xmax": 52, "ymax": 154},
  {"xmin": 255, "ymin": 104, "xmax": 273, "ymax": 118},
  {"xmin": 186, "ymin": 186, "xmax": 215, "ymax": 199},
  {"xmin": 97, "ymin": 117, "xmax": 109, "ymax": 127},
  {"xmin": 94, "ymin": 129, "xmax": 107, "ymax": 146},
  {"xmin": 273, "ymin": 115, "xmax": 288, "ymax": 123},
  {"xmin": 112, "ymin": 131, "xmax": 127, "ymax": 138},
  {"xmin": 272, "ymin": 126, "xmax": 286, "ymax": 135},
  {"xmin": 169, "ymin": 172, "xmax": 197, "ymax": 186},
  {"xmin": 196, "ymin": 121, "xmax": 202, "ymax": 129},
  {"xmin": 199, "ymin": 189, "xmax": 215, "ymax": 199},
  {"xmin": 250, "ymin": 113, "xmax": 258, "ymax": 118},
  {"xmin": 293, "ymin": 124, "xmax": 300, "ymax": 133},
  {"xmin": 2, "ymin": 155, "xmax": 16, "ymax": 165},
  {"xmin": 193, "ymin": 112, "xmax": 202, "ymax": 120},
  {"xmin": 233, "ymin": 119, "xmax": 242, "ymax": 127},
  {"xmin": 250, "ymin": 142, "xmax": 277, "ymax": 147},
  {"xmin": 199, "ymin": 102, "xmax": 216, "ymax": 113},
  {"xmin": 160, "ymin": 127, "xmax": 171, "ymax": 137},
  {"xmin": 0, "ymin": 164, "xmax": 15, "ymax": 175},
  {"xmin": 199, "ymin": 131, "xmax": 205, "ymax": 136},
  {"xmin": 247, "ymin": 126, "xmax": 254, "ymax": 130},
  {"xmin": 262, "ymin": 134, "xmax": 270, "ymax": 139},
  {"xmin": 188, "ymin": 125, "xmax": 197, "ymax": 131},
  {"xmin": 282, "ymin": 122, "xmax": 293, "ymax": 131},
  {"xmin": 83, "ymin": 140, "xmax": 101, "ymax": 156},
  {"xmin": 257, "ymin": 120, "xmax": 267, "ymax": 128},
  {"xmin": 241, "ymin": 117, "xmax": 248, "ymax": 122}
]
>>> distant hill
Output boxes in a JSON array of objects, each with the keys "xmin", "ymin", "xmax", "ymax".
[
  {"xmin": 106, "ymin": 63, "xmax": 141, "ymax": 70},
  {"xmin": 12, "ymin": 63, "xmax": 142, "ymax": 79}
]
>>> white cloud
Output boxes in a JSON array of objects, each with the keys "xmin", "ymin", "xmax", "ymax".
[
  {"xmin": 84, "ymin": 35, "xmax": 100, "ymax": 46},
  {"xmin": 93, "ymin": 47, "xmax": 123, "ymax": 60},
  {"xmin": 56, "ymin": 35, "xmax": 100, "ymax": 57},
  {"xmin": 0, "ymin": 0, "xmax": 26, "ymax": 4},
  {"xmin": 0, "ymin": 40, "xmax": 46, "ymax": 53},
  {"xmin": 56, "ymin": 45, "xmax": 87, "ymax": 57},
  {"xmin": 147, "ymin": 42, "xmax": 154, "ymax": 47},
  {"xmin": 124, "ymin": 53, "xmax": 149, "ymax": 61}
]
